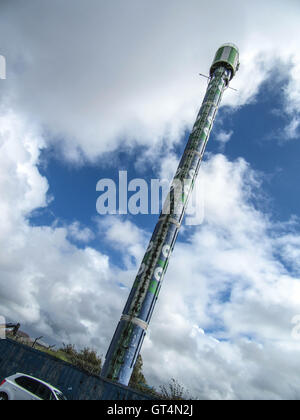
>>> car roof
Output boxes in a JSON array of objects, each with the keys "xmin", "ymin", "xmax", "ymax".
[{"xmin": 13, "ymin": 373, "xmax": 62, "ymax": 393}]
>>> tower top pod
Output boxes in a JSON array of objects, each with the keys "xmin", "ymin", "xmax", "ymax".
[{"xmin": 210, "ymin": 43, "xmax": 240, "ymax": 80}]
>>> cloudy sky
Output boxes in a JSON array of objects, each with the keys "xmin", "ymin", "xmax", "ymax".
[{"xmin": 1, "ymin": 0, "xmax": 300, "ymax": 400}]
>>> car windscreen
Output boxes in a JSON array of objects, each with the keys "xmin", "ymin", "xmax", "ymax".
[
  {"xmin": 35, "ymin": 382, "xmax": 52, "ymax": 400},
  {"xmin": 54, "ymin": 390, "xmax": 68, "ymax": 400}
]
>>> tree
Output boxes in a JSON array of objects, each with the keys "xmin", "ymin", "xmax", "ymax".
[
  {"xmin": 129, "ymin": 355, "xmax": 148, "ymax": 389},
  {"xmin": 159, "ymin": 378, "xmax": 191, "ymax": 400},
  {"xmin": 60, "ymin": 343, "xmax": 102, "ymax": 375}
]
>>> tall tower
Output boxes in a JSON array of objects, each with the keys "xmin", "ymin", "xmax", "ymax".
[{"xmin": 101, "ymin": 44, "xmax": 240, "ymax": 386}]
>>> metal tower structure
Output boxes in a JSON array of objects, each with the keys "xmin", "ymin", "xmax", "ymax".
[{"xmin": 101, "ymin": 44, "xmax": 240, "ymax": 386}]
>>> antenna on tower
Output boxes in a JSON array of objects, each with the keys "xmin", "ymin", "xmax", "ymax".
[{"xmin": 199, "ymin": 73, "xmax": 238, "ymax": 91}]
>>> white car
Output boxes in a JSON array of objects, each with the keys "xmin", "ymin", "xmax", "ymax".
[{"xmin": 0, "ymin": 373, "xmax": 67, "ymax": 400}]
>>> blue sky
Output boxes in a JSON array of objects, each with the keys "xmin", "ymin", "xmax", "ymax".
[
  {"xmin": 1, "ymin": 0, "xmax": 300, "ymax": 400},
  {"xmin": 30, "ymin": 70, "xmax": 300, "ymax": 245}
]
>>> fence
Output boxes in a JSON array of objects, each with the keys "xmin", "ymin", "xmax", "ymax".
[{"xmin": 0, "ymin": 338, "xmax": 155, "ymax": 400}]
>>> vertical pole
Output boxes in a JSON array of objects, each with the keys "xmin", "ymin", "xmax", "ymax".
[{"xmin": 101, "ymin": 44, "xmax": 240, "ymax": 386}]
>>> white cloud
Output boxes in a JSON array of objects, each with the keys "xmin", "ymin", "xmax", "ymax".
[
  {"xmin": 1, "ymin": 1, "xmax": 300, "ymax": 400},
  {"xmin": 215, "ymin": 130, "xmax": 234, "ymax": 144},
  {"xmin": 1, "ymin": 0, "xmax": 300, "ymax": 162},
  {"xmin": 97, "ymin": 216, "xmax": 149, "ymax": 271},
  {"xmin": 0, "ymin": 111, "xmax": 126, "ymax": 350},
  {"xmin": 0, "ymin": 110, "xmax": 48, "ymax": 236},
  {"xmin": 68, "ymin": 221, "xmax": 95, "ymax": 243},
  {"xmin": 284, "ymin": 118, "xmax": 300, "ymax": 140},
  {"xmin": 1, "ymin": 110, "xmax": 300, "ymax": 398},
  {"xmin": 141, "ymin": 154, "xmax": 300, "ymax": 399}
]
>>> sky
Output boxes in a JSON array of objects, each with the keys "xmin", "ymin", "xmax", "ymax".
[{"xmin": 1, "ymin": 0, "xmax": 300, "ymax": 400}]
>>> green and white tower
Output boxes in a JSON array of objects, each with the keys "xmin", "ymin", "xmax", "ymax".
[{"xmin": 101, "ymin": 43, "xmax": 240, "ymax": 386}]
